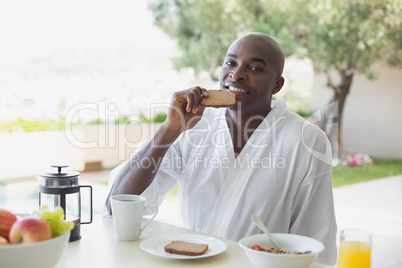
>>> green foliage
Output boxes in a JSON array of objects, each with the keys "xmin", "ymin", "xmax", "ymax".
[
  {"xmin": 303, "ymin": 0, "xmax": 402, "ymax": 76},
  {"xmin": 86, "ymin": 118, "xmax": 105, "ymax": 125},
  {"xmin": 280, "ymin": 89, "xmax": 312, "ymax": 117},
  {"xmin": 139, "ymin": 113, "xmax": 151, "ymax": 123},
  {"xmin": 332, "ymin": 158, "xmax": 402, "ymax": 187},
  {"xmin": 149, "ymin": 0, "xmax": 241, "ymax": 79},
  {"xmin": 0, "ymin": 117, "xmax": 66, "ymax": 133},
  {"xmin": 153, "ymin": 112, "xmax": 168, "ymax": 123},
  {"xmin": 0, "ymin": 113, "xmax": 168, "ymax": 133},
  {"xmin": 139, "ymin": 112, "xmax": 167, "ymax": 123},
  {"xmin": 148, "ymin": 0, "xmax": 402, "ymax": 78},
  {"xmin": 114, "ymin": 115, "xmax": 131, "ymax": 125},
  {"xmin": 293, "ymin": 108, "xmax": 312, "ymax": 118}
]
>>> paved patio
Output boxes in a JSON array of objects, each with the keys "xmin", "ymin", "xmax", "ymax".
[{"xmin": 332, "ymin": 175, "xmax": 402, "ymax": 268}]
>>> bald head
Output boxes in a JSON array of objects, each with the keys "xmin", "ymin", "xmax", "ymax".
[{"xmin": 230, "ymin": 33, "xmax": 285, "ymax": 77}]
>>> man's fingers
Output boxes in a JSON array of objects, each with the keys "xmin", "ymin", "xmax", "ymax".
[
  {"xmin": 201, "ymin": 88, "xmax": 209, "ymax": 98},
  {"xmin": 197, "ymin": 104, "xmax": 206, "ymax": 116},
  {"xmin": 192, "ymin": 88, "xmax": 209, "ymax": 113},
  {"xmin": 186, "ymin": 95, "xmax": 194, "ymax": 112},
  {"xmin": 188, "ymin": 87, "xmax": 205, "ymax": 114},
  {"xmin": 173, "ymin": 87, "xmax": 207, "ymax": 114},
  {"xmin": 191, "ymin": 87, "xmax": 202, "ymax": 113}
]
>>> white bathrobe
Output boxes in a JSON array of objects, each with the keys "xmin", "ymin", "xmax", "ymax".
[{"xmin": 109, "ymin": 100, "xmax": 337, "ymax": 265}]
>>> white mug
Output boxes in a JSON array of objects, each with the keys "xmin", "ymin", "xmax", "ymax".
[{"xmin": 111, "ymin": 194, "xmax": 158, "ymax": 241}]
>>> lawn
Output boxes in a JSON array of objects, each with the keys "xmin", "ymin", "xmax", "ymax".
[{"xmin": 332, "ymin": 158, "xmax": 402, "ymax": 187}]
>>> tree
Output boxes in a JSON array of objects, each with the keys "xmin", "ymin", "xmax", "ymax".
[
  {"xmin": 148, "ymin": 0, "xmax": 402, "ymax": 155},
  {"xmin": 148, "ymin": 0, "xmax": 240, "ymax": 80}
]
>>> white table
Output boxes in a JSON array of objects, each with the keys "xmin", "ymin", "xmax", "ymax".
[{"xmin": 55, "ymin": 215, "xmax": 331, "ymax": 268}]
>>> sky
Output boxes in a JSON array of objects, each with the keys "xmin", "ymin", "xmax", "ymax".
[
  {"xmin": 0, "ymin": 0, "xmax": 203, "ymax": 122},
  {"xmin": 0, "ymin": 0, "xmax": 154, "ymax": 62}
]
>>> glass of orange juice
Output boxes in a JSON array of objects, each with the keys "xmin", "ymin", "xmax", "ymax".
[{"xmin": 338, "ymin": 229, "xmax": 372, "ymax": 268}]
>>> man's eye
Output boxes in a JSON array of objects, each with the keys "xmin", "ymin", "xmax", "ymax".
[
  {"xmin": 225, "ymin": 61, "xmax": 234, "ymax": 66},
  {"xmin": 250, "ymin": 66, "xmax": 263, "ymax": 71}
]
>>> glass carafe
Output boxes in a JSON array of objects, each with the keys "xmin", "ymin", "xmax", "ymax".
[{"xmin": 38, "ymin": 165, "xmax": 92, "ymax": 241}]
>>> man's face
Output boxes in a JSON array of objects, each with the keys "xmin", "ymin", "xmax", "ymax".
[{"xmin": 219, "ymin": 37, "xmax": 284, "ymax": 115}]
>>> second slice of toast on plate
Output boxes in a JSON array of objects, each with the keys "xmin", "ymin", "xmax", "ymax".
[{"xmin": 164, "ymin": 241, "xmax": 209, "ymax": 256}]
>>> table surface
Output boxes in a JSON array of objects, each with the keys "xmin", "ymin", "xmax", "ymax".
[{"xmin": 55, "ymin": 215, "xmax": 331, "ymax": 268}]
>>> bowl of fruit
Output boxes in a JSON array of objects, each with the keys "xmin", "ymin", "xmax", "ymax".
[
  {"xmin": 0, "ymin": 206, "xmax": 74, "ymax": 268},
  {"xmin": 239, "ymin": 233, "xmax": 325, "ymax": 268}
]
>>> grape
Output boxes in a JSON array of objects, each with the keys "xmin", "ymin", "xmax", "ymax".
[
  {"xmin": 33, "ymin": 206, "xmax": 75, "ymax": 237},
  {"xmin": 47, "ymin": 220, "xmax": 58, "ymax": 237},
  {"xmin": 40, "ymin": 211, "xmax": 52, "ymax": 220},
  {"xmin": 53, "ymin": 207, "xmax": 65, "ymax": 221}
]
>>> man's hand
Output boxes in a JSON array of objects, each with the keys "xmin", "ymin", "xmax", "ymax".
[
  {"xmin": 163, "ymin": 86, "xmax": 209, "ymax": 135},
  {"xmin": 105, "ymin": 87, "xmax": 211, "ymax": 214}
]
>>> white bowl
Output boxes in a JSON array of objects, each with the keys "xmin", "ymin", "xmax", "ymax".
[
  {"xmin": 239, "ymin": 233, "xmax": 325, "ymax": 268},
  {"xmin": 0, "ymin": 231, "xmax": 70, "ymax": 268}
]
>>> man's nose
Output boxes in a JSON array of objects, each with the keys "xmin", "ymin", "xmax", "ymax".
[{"xmin": 230, "ymin": 67, "xmax": 247, "ymax": 80}]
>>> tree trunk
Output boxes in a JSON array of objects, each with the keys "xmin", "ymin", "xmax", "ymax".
[
  {"xmin": 319, "ymin": 70, "xmax": 354, "ymax": 160},
  {"xmin": 334, "ymin": 88, "xmax": 349, "ymax": 157}
]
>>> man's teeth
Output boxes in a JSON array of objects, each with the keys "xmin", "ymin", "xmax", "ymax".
[{"xmin": 229, "ymin": 86, "xmax": 247, "ymax": 93}]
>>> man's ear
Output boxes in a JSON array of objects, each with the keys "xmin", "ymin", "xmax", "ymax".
[{"xmin": 273, "ymin": 76, "xmax": 285, "ymax": 95}]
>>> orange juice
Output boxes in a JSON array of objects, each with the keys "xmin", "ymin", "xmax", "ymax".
[{"xmin": 338, "ymin": 241, "xmax": 371, "ymax": 268}]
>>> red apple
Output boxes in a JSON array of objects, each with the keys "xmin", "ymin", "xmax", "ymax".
[
  {"xmin": 9, "ymin": 216, "xmax": 52, "ymax": 244},
  {"xmin": 0, "ymin": 236, "xmax": 9, "ymax": 245},
  {"xmin": 0, "ymin": 209, "xmax": 17, "ymax": 240}
]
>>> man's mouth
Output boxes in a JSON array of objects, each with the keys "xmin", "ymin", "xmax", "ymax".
[{"xmin": 224, "ymin": 84, "xmax": 250, "ymax": 95}]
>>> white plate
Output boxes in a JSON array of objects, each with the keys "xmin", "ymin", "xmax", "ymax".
[{"xmin": 140, "ymin": 234, "xmax": 227, "ymax": 259}]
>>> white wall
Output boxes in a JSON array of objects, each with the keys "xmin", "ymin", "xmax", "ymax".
[
  {"xmin": 311, "ymin": 64, "xmax": 402, "ymax": 159},
  {"xmin": 0, "ymin": 124, "xmax": 162, "ymax": 180}
]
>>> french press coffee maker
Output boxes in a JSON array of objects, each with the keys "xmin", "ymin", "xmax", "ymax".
[{"xmin": 38, "ymin": 165, "xmax": 93, "ymax": 241}]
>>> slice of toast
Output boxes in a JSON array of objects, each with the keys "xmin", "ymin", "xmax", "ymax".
[
  {"xmin": 164, "ymin": 241, "xmax": 209, "ymax": 256},
  {"xmin": 201, "ymin": 90, "xmax": 236, "ymax": 108}
]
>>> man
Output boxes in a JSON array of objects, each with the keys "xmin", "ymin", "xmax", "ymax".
[{"xmin": 105, "ymin": 32, "xmax": 337, "ymax": 265}]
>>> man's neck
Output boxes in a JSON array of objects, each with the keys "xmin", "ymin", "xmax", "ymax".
[
  {"xmin": 226, "ymin": 106, "xmax": 272, "ymax": 130},
  {"xmin": 225, "ymin": 106, "xmax": 272, "ymax": 156}
]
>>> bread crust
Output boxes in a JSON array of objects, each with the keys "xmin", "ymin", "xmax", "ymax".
[
  {"xmin": 164, "ymin": 241, "xmax": 209, "ymax": 256},
  {"xmin": 201, "ymin": 90, "xmax": 236, "ymax": 108}
]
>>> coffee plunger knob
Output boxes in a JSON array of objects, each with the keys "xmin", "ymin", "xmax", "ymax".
[{"xmin": 50, "ymin": 165, "xmax": 69, "ymax": 174}]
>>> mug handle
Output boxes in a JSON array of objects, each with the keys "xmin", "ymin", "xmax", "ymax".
[{"xmin": 140, "ymin": 204, "xmax": 158, "ymax": 234}]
